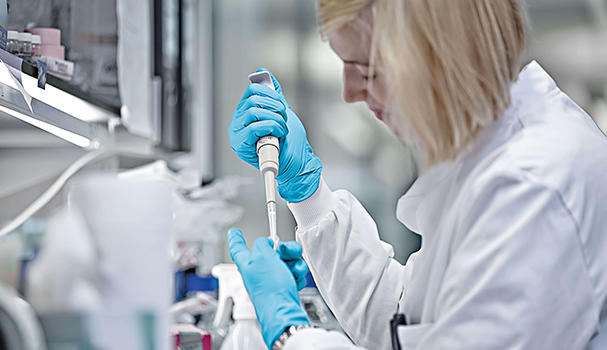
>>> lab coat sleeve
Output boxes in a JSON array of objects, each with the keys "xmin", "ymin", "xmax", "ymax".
[
  {"xmin": 288, "ymin": 178, "xmax": 409, "ymax": 349},
  {"xmin": 284, "ymin": 328, "xmax": 367, "ymax": 350},
  {"xmin": 412, "ymin": 169, "xmax": 596, "ymax": 349}
]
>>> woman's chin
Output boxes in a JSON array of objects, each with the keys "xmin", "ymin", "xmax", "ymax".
[{"xmin": 370, "ymin": 109, "xmax": 403, "ymax": 139}]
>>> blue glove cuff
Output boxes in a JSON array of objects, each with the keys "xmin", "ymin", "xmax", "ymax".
[{"xmin": 277, "ymin": 155, "xmax": 322, "ymax": 203}]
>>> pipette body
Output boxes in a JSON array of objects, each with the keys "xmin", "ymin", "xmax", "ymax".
[
  {"xmin": 256, "ymin": 136, "xmax": 279, "ymax": 249},
  {"xmin": 248, "ymin": 71, "xmax": 280, "ymax": 249}
]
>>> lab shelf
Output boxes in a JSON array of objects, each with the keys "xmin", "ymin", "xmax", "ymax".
[
  {"xmin": 0, "ymin": 50, "xmax": 117, "ymax": 148},
  {"xmin": 21, "ymin": 61, "xmax": 121, "ymax": 115}
]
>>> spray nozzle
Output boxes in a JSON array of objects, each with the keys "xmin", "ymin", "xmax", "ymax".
[{"xmin": 211, "ymin": 264, "xmax": 257, "ymax": 328}]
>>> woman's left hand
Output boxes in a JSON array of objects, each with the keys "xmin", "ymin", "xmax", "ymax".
[
  {"xmin": 277, "ymin": 240, "xmax": 309, "ymax": 291},
  {"xmin": 227, "ymin": 228, "xmax": 310, "ymax": 348}
]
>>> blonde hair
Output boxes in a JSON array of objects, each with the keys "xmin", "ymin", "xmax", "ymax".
[
  {"xmin": 317, "ymin": 0, "xmax": 372, "ymax": 37},
  {"xmin": 318, "ymin": 0, "xmax": 527, "ymax": 167}
]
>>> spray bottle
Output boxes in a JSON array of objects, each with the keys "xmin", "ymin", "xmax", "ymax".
[{"xmin": 212, "ymin": 264, "xmax": 266, "ymax": 350}]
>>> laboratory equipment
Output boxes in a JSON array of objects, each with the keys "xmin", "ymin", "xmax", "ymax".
[
  {"xmin": 0, "ymin": 281, "xmax": 46, "ymax": 350},
  {"xmin": 0, "ymin": 233, "xmax": 22, "ymax": 290},
  {"xmin": 38, "ymin": 56, "xmax": 75, "ymax": 81},
  {"xmin": 248, "ymin": 71, "xmax": 280, "ymax": 249},
  {"xmin": 299, "ymin": 287, "xmax": 342, "ymax": 331},
  {"xmin": 212, "ymin": 264, "xmax": 266, "ymax": 350},
  {"xmin": 17, "ymin": 32, "xmax": 32, "ymax": 59},
  {"xmin": 27, "ymin": 28, "xmax": 65, "ymax": 60},
  {"xmin": 31, "ymin": 35, "xmax": 41, "ymax": 57},
  {"xmin": 171, "ymin": 175, "xmax": 247, "ymax": 275},
  {"xmin": 7, "ymin": 30, "xmax": 18, "ymax": 53},
  {"xmin": 26, "ymin": 28, "xmax": 61, "ymax": 46},
  {"xmin": 170, "ymin": 324, "xmax": 212, "ymax": 350},
  {"xmin": 170, "ymin": 292, "xmax": 217, "ymax": 324},
  {"xmin": 25, "ymin": 173, "xmax": 173, "ymax": 350}
]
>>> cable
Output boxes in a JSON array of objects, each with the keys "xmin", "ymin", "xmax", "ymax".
[{"xmin": 0, "ymin": 149, "xmax": 108, "ymax": 238}]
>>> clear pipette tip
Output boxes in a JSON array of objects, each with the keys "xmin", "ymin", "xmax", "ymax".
[{"xmin": 267, "ymin": 201, "xmax": 279, "ymax": 250}]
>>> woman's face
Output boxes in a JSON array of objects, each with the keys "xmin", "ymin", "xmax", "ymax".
[{"xmin": 327, "ymin": 11, "xmax": 388, "ymax": 122}]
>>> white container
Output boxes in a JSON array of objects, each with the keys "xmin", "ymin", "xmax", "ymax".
[
  {"xmin": 31, "ymin": 35, "xmax": 41, "ymax": 57},
  {"xmin": 69, "ymin": 174, "xmax": 173, "ymax": 350},
  {"xmin": 212, "ymin": 264, "xmax": 266, "ymax": 350},
  {"xmin": 17, "ymin": 32, "xmax": 32, "ymax": 58},
  {"xmin": 39, "ymin": 56, "xmax": 75, "ymax": 80},
  {"xmin": 220, "ymin": 319, "xmax": 266, "ymax": 350},
  {"xmin": 6, "ymin": 30, "xmax": 18, "ymax": 54}
]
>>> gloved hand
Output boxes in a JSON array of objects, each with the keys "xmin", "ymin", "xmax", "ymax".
[
  {"xmin": 227, "ymin": 228, "xmax": 310, "ymax": 348},
  {"xmin": 229, "ymin": 69, "xmax": 323, "ymax": 203},
  {"xmin": 278, "ymin": 241, "xmax": 309, "ymax": 291}
]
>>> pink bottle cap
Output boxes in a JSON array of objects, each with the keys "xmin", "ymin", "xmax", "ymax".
[
  {"xmin": 26, "ymin": 28, "xmax": 61, "ymax": 46},
  {"xmin": 39, "ymin": 44, "xmax": 65, "ymax": 60}
]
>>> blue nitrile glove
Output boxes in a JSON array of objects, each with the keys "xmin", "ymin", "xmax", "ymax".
[
  {"xmin": 227, "ymin": 228, "xmax": 310, "ymax": 348},
  {"xmin": 278, "ymin": 241, "xmax": 309, "ymax": 291},
  {"xmin": 229, "ymin": 69, "xmax": 323, "ymax": 203}
]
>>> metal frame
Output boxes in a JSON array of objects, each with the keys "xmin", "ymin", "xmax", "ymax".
[{"xmin": 0, "ymin": 59, "xmax": 112, "ymax": 149}]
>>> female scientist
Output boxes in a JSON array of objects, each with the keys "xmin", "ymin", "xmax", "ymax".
[{"xmin": 227, "ymin": 0, "xmax": 607, "ymax": 349}]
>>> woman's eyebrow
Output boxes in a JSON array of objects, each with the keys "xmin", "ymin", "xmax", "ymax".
[{"xmin": 343, "ymin": 60, "xmax": 370, "ymax": 67}]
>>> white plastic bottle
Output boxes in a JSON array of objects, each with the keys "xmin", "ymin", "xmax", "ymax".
[{"xmin": 212, "ymin": 264, "xmax": 266, "ymax": 350}]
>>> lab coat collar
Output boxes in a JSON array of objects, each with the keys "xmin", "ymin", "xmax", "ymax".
[{"xmin": 396, "ymin": 61, "xmax": 556, "ymax": 234}]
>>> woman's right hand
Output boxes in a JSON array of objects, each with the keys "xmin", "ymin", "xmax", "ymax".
[{"xmin": 229, "ymin": 69, "xmax": 322, "ymax": 203}]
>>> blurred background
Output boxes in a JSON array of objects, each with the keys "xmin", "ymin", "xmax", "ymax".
[{"xmin": 0, "ymin": 0, "xmax": 605, "ymax": 349}]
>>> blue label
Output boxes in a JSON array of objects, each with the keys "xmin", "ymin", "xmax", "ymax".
[
  {"xmin": 0, "ymin": 0, "xmax": 6, "ymax": 50},
  {"xmin": 0, "ymin": 27, "xmax": 6, "ymax": 50},
  {"xmin": 37, "ymin": 60, "xmax": 47, "ymax": 89}
]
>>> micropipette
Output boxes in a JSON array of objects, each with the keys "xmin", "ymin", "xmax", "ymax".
[{"xmin": 248, "ymin": 71, "xmax": 280, "ymax": 250}]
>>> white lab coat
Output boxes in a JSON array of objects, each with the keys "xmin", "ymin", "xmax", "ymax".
[{"xmin": 283, "ymin": 61, "xmax": 607, "ymax": 350}]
